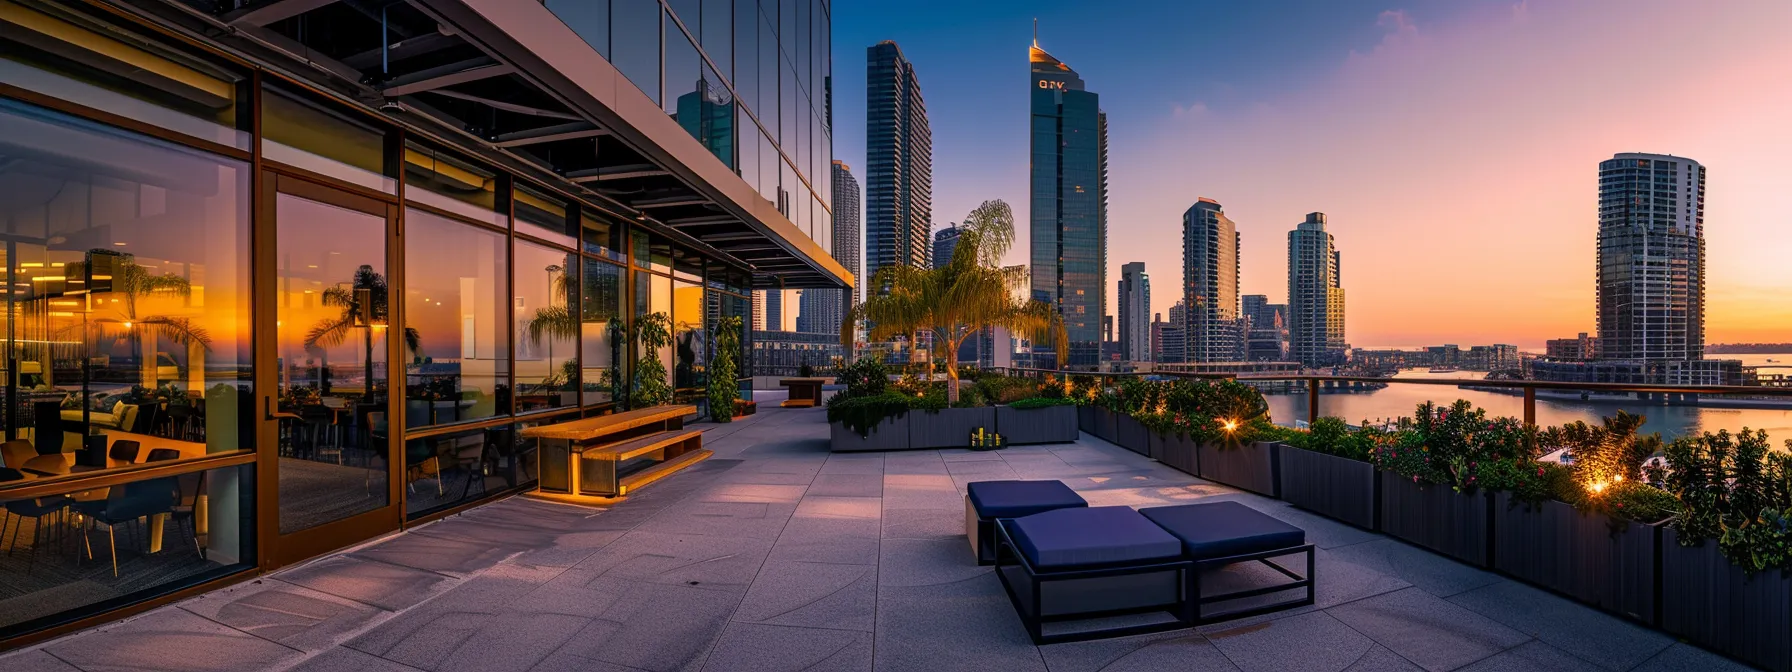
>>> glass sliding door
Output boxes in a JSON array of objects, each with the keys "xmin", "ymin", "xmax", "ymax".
[{"xmin": 271, "ymin": 177, "xmax": 394, "ymax": 539}]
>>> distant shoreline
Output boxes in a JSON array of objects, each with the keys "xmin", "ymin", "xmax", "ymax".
[{"xmin": 1708, "ymin": 344, "xmax": 1792, "ymax": 354}]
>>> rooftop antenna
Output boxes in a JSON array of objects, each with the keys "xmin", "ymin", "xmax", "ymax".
[{"xmin": 1033, "ymin": 18, "xmax": 1039, "ymax": 47}]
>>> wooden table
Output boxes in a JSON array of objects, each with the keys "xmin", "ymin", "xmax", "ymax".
[
  {"xmin": 521, "ymin": 405, "xmax": 706, "ymax": 499},
  {"xmin": 20, "ymin": 453, "xmax": 127, "ymax": 477},
  {"xmin": 779, "ymin": 378, "xmax": 828, "ymax": 408}
]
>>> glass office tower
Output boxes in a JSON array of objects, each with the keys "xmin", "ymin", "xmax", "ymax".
[
  {"xmin": 1029, "ymin": 37, "xmax": 1106, "ymax": 367},
  {"xmin": 865, "ymin": 41, "xmax": 932, "ymax": 292},
  {"xmin": 0, "ymin": 0, "xmax": 842, "ymax": 649}
]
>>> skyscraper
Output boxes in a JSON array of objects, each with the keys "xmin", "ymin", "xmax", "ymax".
[
  {"xmin": 1288, "ymin": 212, "xmax": 1347, "ymax": 367},
  {"xmin": 866, "ymin": 41, "xmax": 932, "ymax": 293},
  {"xmin": 1597, "ymin": 153, "xmax": 1705, "ymax": 363},
  {"xmin": 1160, "ymin": 302, "xmax": 1188, "ymax": 363},
  {"xmin": 932, "ymin": 225, "xmax": 961, "ymax": 269},
  {"xmin": 797, "ymin": 161, "xmax": 862, "ymax": 337},
  {"xmin": 1183, "ymin": 199, "xmax": 1242, "ymax": 363},
  {"xmin": 1029, "ymin": 31, "xmax": 1106, "ymax": 367},
  {"xmin": 761, "ymin": 290, "xmax": 783, "ymax": 332},
  {"xmin": 1118, "ymin": 262, "xmax": 1150, "ymax": 362},
  {"xmin": 1243, "ymin": 295, "xmax": 1290, "ymax": 361}
]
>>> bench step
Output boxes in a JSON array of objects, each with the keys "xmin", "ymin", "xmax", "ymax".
[
  {"xmin": 619, "ymin": 448, "xmax": 712, "ymax": 496},
  {"xmin": 580, "ymin": 429, "xmax": 703, "ymax": 462},
  {"xmin": 780, "ymin": 399, "xmax": 817, "ymax": 408}
]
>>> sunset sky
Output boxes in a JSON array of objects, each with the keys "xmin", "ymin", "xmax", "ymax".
[{"xmin": 830, "ymin": 0, "xmax": 1792, "ymax": 350}]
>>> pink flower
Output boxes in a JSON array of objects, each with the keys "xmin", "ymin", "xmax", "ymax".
[{"xmin": 1412, "ymin": 475, "xmax": 1419, "ymax": 483}]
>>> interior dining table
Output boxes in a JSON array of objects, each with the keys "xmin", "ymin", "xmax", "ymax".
[{"xmin": 6, "ymin": 430, "xmax": 209, "ymax": 554}]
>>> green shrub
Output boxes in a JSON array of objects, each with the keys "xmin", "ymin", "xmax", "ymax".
[
  {"xmin": 836, "ymin": 356, "xmax": 888, "ymax": 399},
  {"xmin": 1282, "ymin": 417, "xmax": 1375, "ymax": 462},
  {"xmin": 1008, "ymin": 396, "xmax": 1076, "ymax": 410},
  {"xmin": 1656, "ymin": 428, "xmax": 1792, "ymax": 572},
  {"xmin": 1373, "ymin": 400, "xmax": 1540, "ymax": 495},
  {"xmin": 826, "ymin": 390, "xmax": 927, "ymax": 437}
]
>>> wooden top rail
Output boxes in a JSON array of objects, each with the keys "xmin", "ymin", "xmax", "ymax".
[
  {"xmin": 518, "ymin": 405, "xmax": 696, "ymax": 442},
  {"xmin": 0, "ymin": 449, "xmax": 255, "ymax": 501}
]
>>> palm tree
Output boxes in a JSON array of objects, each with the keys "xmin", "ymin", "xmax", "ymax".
[
  {"xmin": 844, "ymin": 199, "xmax": 1067, "ymax": 403},
  {"xmin": 67, "ymin": 253, "xmax": 212, "ymax": 387},
  {"xmin": 522, "ymin": 265, "xmax": 578, "ymax": 391},
  {"xmin": 305, "ymin": 265, "xmax": 419, "ymax": 400}
]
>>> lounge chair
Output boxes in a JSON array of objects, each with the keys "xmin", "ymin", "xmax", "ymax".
[
  {"xmin": 965, "ymin": 480, "xmax": 1088, "ymax": 565},
  {"xmin": 1139, "ymin": 501, "xmax": 1315, "ymax": 624},
  {"xmin": 994, "ymin": 506, "xmax": 1191, "ymax": 644}
]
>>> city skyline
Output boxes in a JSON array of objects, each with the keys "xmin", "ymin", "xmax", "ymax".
[{"xmin": 832, "ymin": 1, "xmax": 1792, "ymax": 348}]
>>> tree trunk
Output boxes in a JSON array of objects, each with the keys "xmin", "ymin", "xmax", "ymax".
[
  {"xmin": 944, "ymin": 330, "xmax": 960, "ymax": 404},
  {"xmin": 363, "ymin": 326, "xmax": 375, "ymax": 401}
]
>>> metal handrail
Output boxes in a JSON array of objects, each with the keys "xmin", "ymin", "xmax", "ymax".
[
  {"xmin": 988, "ymin": 366, "xmax": 1792, "ymax": 432},
  {"xmin": 0, "ymin": 449, "xmax": 255, "ymax": 501}
]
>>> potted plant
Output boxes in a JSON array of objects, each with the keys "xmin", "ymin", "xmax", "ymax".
[
  {"xmin": 1372, "ymin": 400, "xmax": 1537, "ymax": 567},
  {"xmin": 1491, "ymin": 411, "xmax": 1675, "ymax": 625},
  {"xmin": 1191, "ymin": 380, "xmax": 1281, "ymax": 497},
  {"xmin": 1111, "ymin": 378, "xmax": 1154, "ymax": 456},
  {"xmin": 994, "ymin": 375, "xmax": 1077, "ymax": 445},
  {"xmin": 1653, "ymin": 428, "xmax": 1792, "ymax": 670},
  {"xmin": 1277, "ymin": 417, "xmax": 1382, "ymax": 530},
  {"xmin": 707, "ymin": 316, "xmax": 742, "ymax": 423}
]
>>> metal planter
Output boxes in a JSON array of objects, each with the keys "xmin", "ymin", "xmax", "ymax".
[
  {"xmin": 1491, "ymin": 494, "xmax": 1659, "ymax": 625},
  {"xmin": 996, "ymin": 405, "xmax": 1078, "ymax": 445},
  {"xmin": 828, "ymin": 415, "xmax": 910, "ymax": 452},
  {"xmin": 1092, "ymin": 407, "xmax": 1117, "ymax": 444},
  {"xmin": 1149, "ymin": 431, "xmax": 1199, "ymax": 476},
  {"xmin": 1078, "ymin": 405, "xmax": 1096, "ymax": 436},
  {"xmin": 1378, "ymin": 471, "xmax": 1490, "ymax": 566},
  {"xmin": 1278, "ymin": 446, "xmax": 1377, "ymax": 530},
  {"xmin": 909, "ymin": 407, "xmax": 997, "ymax": 450},
  {"xmin": 1196, "ymin": 441, "xmax": 1281, "ymax": 497},
  {"xmin": 1660, "ymin": 527, "xmax": 1792, "ymax": 671},
  {"xmin": 1115, "ymin": 414, "xmax": 1151, "ymax": 455}
]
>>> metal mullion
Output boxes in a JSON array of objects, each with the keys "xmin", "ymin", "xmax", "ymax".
[{"xmin": 398, "ymin": 199, "xmax": 509, "ymax": 237}]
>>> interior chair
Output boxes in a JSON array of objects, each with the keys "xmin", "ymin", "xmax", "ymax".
[
  {"xmin": 145, "ymin": 448, "xmax": 181, "ymax": 462},
  {"xmin": 76, "ymin": 476, "xmax": 179, "ymax": 577},
  {"xmin": 0, "ymin": 439, "xmax": 33, "ymax": 469},
  {"xmin": 170, "ymin": 467, "xmax": 205, "ymax": 559},
  {"xmin": 108, "ymin": 439, "xmax": 142, "ymax": 465},
  {"xmin": 404, "ymin": 438, "xmax": 444, "ymax": 496},
  {"xmin": 1, "ymin": 467, "xmax": 74, "ymax": 575},
  {"xmin": 450, "ymin": 433, "xmax": 489, "ymax": 501},
  {"xmin": 166, "ymin": 405, "xmax": 194, "ymax": 442}
]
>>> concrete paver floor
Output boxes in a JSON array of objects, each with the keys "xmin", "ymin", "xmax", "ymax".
[{"xmin": 0, "ymin": 407, "xmax": 1755, "ymax": 672}]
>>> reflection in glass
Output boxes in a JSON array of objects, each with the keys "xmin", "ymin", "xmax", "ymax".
[
  {"xmin": 262, "ymin": 89, "xmax": 394, "ymax": 193},
  {"xmin": 404, "ymin": 209, "xmax": 508, "ymax": 428},
  {"xmin": 581, "ymin": 259, "xmax": 623, "ymax": 405},
  {"xmin": 276, "ymin": 194, "xmax": 391, "ymax": 534},
  {"xmin": 673, "ymin": 280, "xmax": 705, "ymax": 391},
  {"xmin": 0, "ymin": 99, "xmax": 255, "ymax": 633},
  {"xmin": 514, "ymin": 183, "xmax": 574, "ymax": 247},
  {"xmin": 516, "ymin": 242, "xmax": 577, "ymax": 413},
  {"xmin": 404, "ymin": 141, "xmax": 504, "ymax": 227},
  {"xmin": 403, "ymin": 422, "xmax": 537, "ymax": 519},
  {"xmin": 546, "ymin": 0, "xmax": 611, "ymax": 58},
  {"xmin": 582, "ymin": 208, "xmax": 625, "ymax": 262},
  {"xmin": 611, "ymin": 0, "xmax": 662, "ymax": 104}
]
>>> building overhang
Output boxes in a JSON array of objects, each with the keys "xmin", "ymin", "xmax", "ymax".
[{"xmin": 122, "ymin": 0, "xmax": 850, "ymax": 290}]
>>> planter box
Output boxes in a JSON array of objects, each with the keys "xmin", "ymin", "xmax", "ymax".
[
  {"xmin": 1114, "ymin": 414, "xmax": 1151, "ymax": 455},
  {"xmin": 909, "ymin": 407, "xmax": 997, "ymax": 450},
  {"xmin": 1661, "ymin": 527, "xmax": 1792, "ymax": 671},
  {"xmin": 1092, "ymin": 407, "xmax": 1117, "ymax": 444},
  {"xmin": 1279, "ymin": 446, "xmax": 1377, "ymax": 530},
  {"xmin": 1149, "ymin": 431, "xmax": 1199, "ymax": 476},
  {"xmin": 1491, "ymin": 494, "xmax": 1658, "ymax": 624},
  {"xmin": 1077, "ymin": 405, "xmax": 1096, "ymax": 436},
  {"xmin": 1378, "ymin": 471, "xmax": 1490, "ymax": 566},
  {"xmin": 996, "ymin": 405, "xmax": 1078, "ymax": 445},
  {"xmin": 829, "ymin": 416, "xmax": 910, "ymax": 452},
  {"xmin": 1196, "ymin": 441, "xmax": 1281, "ymax": 497}
]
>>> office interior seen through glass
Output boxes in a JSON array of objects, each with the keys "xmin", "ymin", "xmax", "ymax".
[{"xmin": 0, "ymin": 0, "xmax": 798, "ymax": 647}]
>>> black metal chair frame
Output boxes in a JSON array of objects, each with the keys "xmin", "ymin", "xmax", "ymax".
[
  {"xmin": 994, "ymin": 519, "xmax": 1193, "ymax": 645},
  {"xmin": 1185, "ymin": 544, "xmax": 1317, "ymax": 624}
]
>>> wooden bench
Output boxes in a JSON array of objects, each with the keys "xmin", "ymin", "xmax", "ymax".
[{"xmin": 520, "ymin": 405, "xmax": 707, "ymax": 499}]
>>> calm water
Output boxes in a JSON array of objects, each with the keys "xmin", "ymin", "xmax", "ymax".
[{"xmin": 1264, "ymin": 355, "xmax": 1792, "ymax": 446}]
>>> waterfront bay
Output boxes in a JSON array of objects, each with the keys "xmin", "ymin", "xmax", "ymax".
[{"xmin": 1266, "ymin": 356, "xmax": 1792, "ymax": 446}]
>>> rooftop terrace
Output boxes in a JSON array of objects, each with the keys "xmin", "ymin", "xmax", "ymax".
[{"xmin": 0, "ymin": 407, "xmax": 1749, "ymax": 671}]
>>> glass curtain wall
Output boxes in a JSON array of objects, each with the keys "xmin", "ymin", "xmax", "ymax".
[{"xmin": 0, "ymin": 0, "xmax": 256, "ymax": 637}]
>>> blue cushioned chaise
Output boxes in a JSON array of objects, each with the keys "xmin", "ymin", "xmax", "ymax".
[
  {"xmin": 1140, "ymin": 501, "xmax": 1315, "ymax": 624},
  {"xmin": 965, "ymin": 480, "xmax": 1087, "ymax": 564},
  {"xmin": 995, "ymin": 506, "xmax": 1193, "ymax": 644}
]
